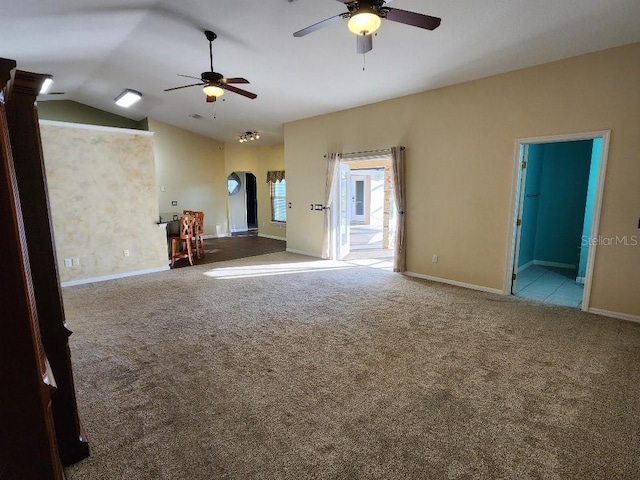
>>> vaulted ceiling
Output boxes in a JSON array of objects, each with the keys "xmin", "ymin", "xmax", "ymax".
[{"xmin": 2, "ymin": 0, "xmax": 639, "ymax": 144}]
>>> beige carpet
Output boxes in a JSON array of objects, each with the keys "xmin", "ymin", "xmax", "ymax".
[{"xmin": 62, "ymin": 252, "xmax": 640, "ymax": 479}]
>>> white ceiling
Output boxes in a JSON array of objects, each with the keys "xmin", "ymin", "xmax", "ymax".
[{"xmin": 2, "ymin": 0, "xmax": 639, "ymax": 144}]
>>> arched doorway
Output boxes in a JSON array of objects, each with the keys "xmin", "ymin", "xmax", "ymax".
[{"xmin": 227, "ymin": 171, "xmax": 257, "ymax": 234}]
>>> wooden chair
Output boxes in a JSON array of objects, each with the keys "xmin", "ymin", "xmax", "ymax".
[
  {"xmin": 170, "ymin": 215, "xmax": 195, "ymax": 267},
  {"xmin": 184, "ymin": 210, "xmax": 205, "ymax": 259},
  {"xmin": 193, "ymin": 211, "xmax": 205, "ymax": 259}
]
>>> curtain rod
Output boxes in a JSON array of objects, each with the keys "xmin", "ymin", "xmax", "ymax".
[{"xmin": 323, "ymin": 146, "xmax": 404, "ymax": 158}]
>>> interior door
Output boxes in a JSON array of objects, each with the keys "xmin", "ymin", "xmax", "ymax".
[
  {"xmin": 350, "ymin": 175, "xmax": 366, "ymax": 223},
  {"xmin": 511, "ymin": 145, "xmax": 529, "ymax": 294},
  {"xmin": 338, "ymin": 163, "xmax": 351, "ymax": 259}
]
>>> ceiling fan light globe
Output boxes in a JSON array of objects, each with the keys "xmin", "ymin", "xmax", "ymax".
[
  {"xmin": 202, "ymin": 84, "xmax": 224, "ymax": 97},
  {"xmin": 348, "ymin": 10, "xmax": 381, "ymax": 35}
]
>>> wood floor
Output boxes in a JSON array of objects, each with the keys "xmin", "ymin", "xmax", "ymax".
[{"xmin": 171, "ymin": 231, "xmax": 286, "ymax": 268}]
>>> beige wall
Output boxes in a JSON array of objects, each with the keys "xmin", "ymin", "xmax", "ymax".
[
  {"xmin": 148, "ymin": 119, "xmax": 228, "ymax": 237},
  {"xmin": 224, "ymin": 143, "xmax": 286, "ymax": 240},
  {"xmin": 284, "ymin": 43, "xmax": 640, "ymax": 317},
  {"xmin": 40, "ymin": 121, "xmax": 168, "ymax": 283}
]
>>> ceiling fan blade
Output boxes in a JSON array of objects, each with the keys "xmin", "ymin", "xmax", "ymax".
[
  {"xmin": 206, "ymin": 95, "xmax": 216, "ymax": 103},
  {"xmin": 164, "ymin": 83, "xmax": 203, "ymax": 92},
  {"xmin": 221, "ymin": 84, "xmax": 257, "ymax": 99},
  {"xmin": 177, "ymin": 74, "xmax": 203, "ymax": 81},
  {"xmin": 385, "ymin": 8, "xmax": 441, "ymax": 30},
  {"xmin": 223, "ymin": 77, "xmax": 250, "ymax": 84},
  {"xmin": 356, "ymin": 34, "xmax": 373, "ymax": 54},
  {"xmin": 293, "ymin": 13, "xmax": 346, "ymax": 37}
]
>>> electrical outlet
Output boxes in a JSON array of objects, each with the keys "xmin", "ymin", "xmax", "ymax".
[
  {"xmin": 123, "ymin": 250, "xmax": 130, "ymax": 257},
  {"xmin": 432, "ymin": 254, "xmax": 438, "ymax": 263},
  {"xmin": 64, "ymin": 258, "xmax": 72, "ymax": 267},
  {"xmin": 72, "ymin": 257, "xmax": 80, "ymax": 266}
]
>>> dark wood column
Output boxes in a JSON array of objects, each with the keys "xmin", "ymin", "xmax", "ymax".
[
  {"xmin": 0, "ymin": 58, "xmax": 66, "ymax": 479},
  {"xmin": 6, "ymin": 69, "xmax": 90, "ymax": 466}
]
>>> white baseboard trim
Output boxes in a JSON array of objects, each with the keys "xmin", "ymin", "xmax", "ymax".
[
  {"xmin": 589, "ymin": 308, "xmax": 640, "ymax": 324},
  {"xmin": 533, "ymin": 260, "xmax": 576, "ymax": 270},
  {"xmin": 61, "ymin": 266, "xmax": 170, "ymax": 287},
  {"xmin": 258, "ymin": 233, "xmax": 286, "ymax": 241},
  {"xmin": 517, "ymin": 260, "xmax": 533, "ymax": 273},
  {"xmin": 404, "ymin": 271, "xmax": 503, "ymax": 295},
  {"xmin": 286, "ymin": 248, "xmax": 322, "ymax": 258},
  {"xmin": 203, "ymin": 234, "xmax": 228, "ymax": 239}
]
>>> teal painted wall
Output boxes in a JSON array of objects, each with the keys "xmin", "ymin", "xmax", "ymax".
[
  {"xmin": 578, "ymin": 138, "xmax": 603, "ymax": 279},
  {"xmin": 517, "ymin": 140, "xmax": 593, "ymax": 270},
  {"xmin": 534, "ymin": 140, "xmax": 592, "ymax": 266},
  {"xmin": 517, "ymin": 144, "xmax": 543, "ymax": 267}
]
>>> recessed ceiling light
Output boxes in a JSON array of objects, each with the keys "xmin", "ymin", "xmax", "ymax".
[{"xmin": 114, "ymin": 89, "xmax": 142, "ymax": 108}]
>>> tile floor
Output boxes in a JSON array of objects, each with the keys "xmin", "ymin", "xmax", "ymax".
[
  {"xmin": 344, "ymin": 224, "xmax": 394, "ymax": 271},
  {"xmin": 349, "ymin": 224, "xmax": 384, "ymax": 250},
  {"xmin": 515, "ymin": 264, "xmax": 583, "ymax": 308}
]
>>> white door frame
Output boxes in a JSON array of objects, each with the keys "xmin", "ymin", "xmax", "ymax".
[
  {"xmin": 504, "ymin": 130, "xmax": 611, "ymax": 311},
  {"xmin": 330, "ymin": 155, "xmax": 393, "ymax": 260},
  {"xmin": 337, "ymin": 163, "xmax": 351, "ymax": 259}
]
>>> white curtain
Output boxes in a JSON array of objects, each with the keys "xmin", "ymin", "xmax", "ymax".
[
  {"xmin": 391, "ymin": 146, "xmax": 406, "ymax": 272},
  {"xmin": 321, "ymin": 153, "xmax": 340, "ymax": 259}
]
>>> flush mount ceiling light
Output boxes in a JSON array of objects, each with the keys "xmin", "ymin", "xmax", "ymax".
[
  {"xmin": 39, "ymin": 75, "xmax": 54, "ymax": 94},
  {"xmin": 239, "ymin": 131, "xmax": 260, "ymax": 143},
  {"xmin": 114, "ymin": 89, "xmax": 142, "ymax": 108},
  {"xmin": 347, "ymin": 7, "xmax": 382, "ymax": 35},
  {"xmin": 202, "ymin": 83, "xmax": 224, "ymax": 98}
]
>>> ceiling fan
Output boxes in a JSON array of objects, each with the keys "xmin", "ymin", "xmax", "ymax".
[
  {"xmin": 164, "ymin": 30, "xmax": 257, "ymax": 103},
  {"xmin": 293, "ymin": 0, "xmax": 441, "ymax": 54}
]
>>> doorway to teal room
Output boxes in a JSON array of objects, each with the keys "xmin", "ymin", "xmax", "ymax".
[{"xmin": 508, "ymin": 132, "xmax": 609, "ymax": 310}]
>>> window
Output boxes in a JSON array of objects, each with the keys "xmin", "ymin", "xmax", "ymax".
[
  {"xmin": 227, "ymin": 172, "xmax": 241, "ymax": 195},
  {"xmin": 271, "ymin": 179, "xmax": 286, "ymax": 223}
]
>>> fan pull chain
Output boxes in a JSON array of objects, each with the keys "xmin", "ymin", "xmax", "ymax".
[{"xmin": 362, "ymin": 52, "xmax": 366, "ymax": 71}]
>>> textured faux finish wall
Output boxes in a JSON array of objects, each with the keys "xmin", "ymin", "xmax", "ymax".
[
  {"xmin": 284, "ymin": 42, "xmax": 640, "ymax": 317},
  {"xmin": 40, "ymin": 122, "xmax": 169, "ymax": 283}
]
